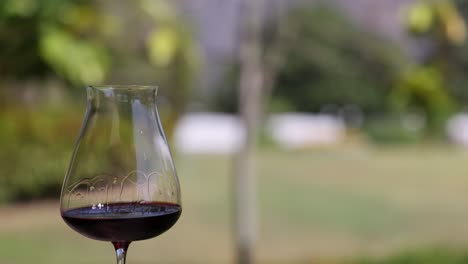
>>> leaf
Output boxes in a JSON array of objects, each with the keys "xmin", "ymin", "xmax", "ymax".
[
  {"xmin": 39, "ymin": 26, "xmax": 110, "ymax": 85},
  {"xmin": 406, "ymin": 1, "xmax": 434, "ymax": 34},
  {"xmin": 147, "ymin": 28, "xmax": 179, "ymax": 67}
]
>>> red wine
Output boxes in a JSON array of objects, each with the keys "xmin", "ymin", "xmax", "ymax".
[{"xmin": 61, "ymin": 202, "xmax": 181, "ymax": 242}]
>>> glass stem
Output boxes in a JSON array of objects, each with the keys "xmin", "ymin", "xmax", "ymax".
[{"xmin": 113, "ymin": 242, "xmax": 130, "ymax": 264}]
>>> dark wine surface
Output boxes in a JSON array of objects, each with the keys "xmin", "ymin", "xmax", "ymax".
[{"xmin": 61, "ymin": 202, "xmax": 181, "ymax": 242}]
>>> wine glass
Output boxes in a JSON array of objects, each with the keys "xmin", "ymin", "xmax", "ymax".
[{"xmin": 60, "ymin": 85, "xmax": 181, "ymax": 264}]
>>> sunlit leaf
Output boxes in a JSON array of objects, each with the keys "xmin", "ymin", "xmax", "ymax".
[
  {"xmin": 407, "ymin": 1, "xmax": 434, "ymax": 34},
  {"xmin": 147, "ymin": 28, "xmax": 179, "ymax": 67},
  {"xmin": 39, "ymin": 26, "xmax": 110, "ymax": 85}
]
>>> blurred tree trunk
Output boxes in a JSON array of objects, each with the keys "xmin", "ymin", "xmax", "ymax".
[
  {"xmin": 234, "ymin": 0, "xmax": 290, "ymax": 263},
  {"xmin": 233, "ymin": 0, "xmax": 264, "ymax": 263}
]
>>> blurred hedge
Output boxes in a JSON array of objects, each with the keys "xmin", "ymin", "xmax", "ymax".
[
  {"xmin": 0, "ymin": 101, "xmax": 179, "ymax": 203},
  {"xmin": 0, "ymin": 106, "xmax": 83, "ymax": 202},
  {"xmin": 364, "ymin": 114, "xmax": 426, "ymax": 144}
]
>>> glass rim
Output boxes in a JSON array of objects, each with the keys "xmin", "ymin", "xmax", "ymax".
[{"xmin": 88, "ymin": 85, "xmax": 158, "ymax": 91}]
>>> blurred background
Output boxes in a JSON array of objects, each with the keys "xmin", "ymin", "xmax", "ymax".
[{"xmin": 5, "ymin": 0, "xmax": 468, "ymax": 263}]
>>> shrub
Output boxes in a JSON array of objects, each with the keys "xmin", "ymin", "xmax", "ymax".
[{"xmin": 0, "ymin": 106, "xmax": 83, "ymax": 202}]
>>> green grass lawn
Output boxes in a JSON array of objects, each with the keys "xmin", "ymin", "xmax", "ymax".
[{"xmin": 2, "ymin": 145, "xmax": 468, "ymax": 263}]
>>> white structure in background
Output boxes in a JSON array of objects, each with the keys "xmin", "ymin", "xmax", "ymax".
[
  {"xmin": 174, "ymin": 112, "xmax": 346, "ymax": 154},
  {"xmin": 447, "ymin": 113, "xmax": 468, "ymax": 147},
  {"xmin": 174, "ymin": 113, "xmax": 245, "ymax": 154},
  {"xmin": 267, "ymin": 113, "xmax": 346, "ymax": 149}
]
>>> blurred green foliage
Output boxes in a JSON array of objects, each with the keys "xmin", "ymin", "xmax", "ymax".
[
  {"xmin": 212, "ymin": 5, "xmax": 408, "ymax": 116},
  {"xmin": 364, "ymin": 115, "xmax": 425, "ymax": 144},
  {"xmin": 141, "ymin": 0, "xmax": 199, "ymax": 137},
  {"xmin": 407, "ymin": 0, "xmax": 466, "ymax": 44},
  {"xmin": 213, "ymin": 2, "xmax": 468, "ymax": 140},
  {"xmin": 0, "ymin": 0, "xmax": 198, "ymax": 132},
  {"xmin": 272, "ymin": 6, "xmax": 407, "ymax": 114},
  {"xmin": 446, "ymin": 0, "xmax": 468, "ymax": 106},
  {"xmin": 2, "ymin": 0, "xmax": 468, "ymax": 201},
  {"xmin": 0, "ymin": 0, "xmax": 200, "ymax": 201},
  {"xmin": 0, "ymin": 0, "xmax": 111, "ymax": 85},
  {"xmin": 396, "ymin": 0, "xmax": 467, "ymax": 134},
  {"xmin": 390, "ymin": 66, "xmax": 456, "ymax": 132},
  {"xmin": 0, "ymin": 106, "xmax": 82, "ymax": 202}
]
